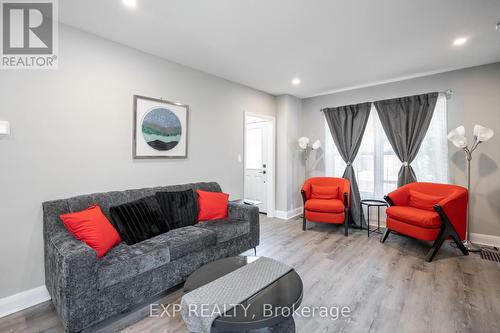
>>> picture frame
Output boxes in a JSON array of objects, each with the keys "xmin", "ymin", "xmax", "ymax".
[{"xmin": 133, "ymin": 95, "xmax": 189, "ymax": 159}]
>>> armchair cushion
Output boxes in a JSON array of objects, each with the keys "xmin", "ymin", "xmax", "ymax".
[
  {"xmin": 386, "ymin": 206, "xmax": 441, "ymax": 229},
  {"xmin": 311, "ymin": 185, "xmax": 339, "ymax": 199},
  {"xmin": 409, "ymin": 190, "xmax": 444, "ymax": 211},
  {"xmin": 305, "ymin": 198, "xmax": 344, "ymax": 213}
]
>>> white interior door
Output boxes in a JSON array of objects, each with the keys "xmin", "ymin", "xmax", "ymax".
[{"xmin": 244, "ymin": 121, "xmax": 269, "ymax": 213}]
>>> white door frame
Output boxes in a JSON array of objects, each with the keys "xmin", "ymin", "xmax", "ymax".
[{"xmin": 244, "ymin": 112, "xmax": 276, "ymax": 217}]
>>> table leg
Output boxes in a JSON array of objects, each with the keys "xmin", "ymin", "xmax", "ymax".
[
  {"xmin": 360, "ymin": 205, "xmax": 363, "ymax": 230},
  {"xmin": 377, "ymin": 206, "xmax": 380, "ymax": 232},
  {"xmin": 367, "ymin": 205, "xmax": 370, "ymax": 238}
]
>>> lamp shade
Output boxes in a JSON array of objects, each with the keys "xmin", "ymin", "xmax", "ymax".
[
  {"xmin": 473, "ymin": 125, "xmax": 494, "ymax": 142},
  {"xmin": 447, "ymin": 126, "xmax": 468, "ymax": 149},
  {"xmin": 298, "ymin": 136, "xmax": 309, "ymax": 150},
  {"xmin": 312, "ymin": 139, "xmax": 321, "ymax": 150}
]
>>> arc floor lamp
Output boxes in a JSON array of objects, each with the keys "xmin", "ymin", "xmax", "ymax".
[{"xmin": 447, "ymin": 124, "xmax": 494, "ymax": 251}]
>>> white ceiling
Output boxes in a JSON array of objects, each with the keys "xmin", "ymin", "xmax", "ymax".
[{"xmin": 59, "ymin": 0, "xmax": 500, "ymax": 98}]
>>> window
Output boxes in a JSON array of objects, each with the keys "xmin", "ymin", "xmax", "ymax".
[{"xmin": 325, "ymin": 93, "xmax": 448, "ymax": 199}]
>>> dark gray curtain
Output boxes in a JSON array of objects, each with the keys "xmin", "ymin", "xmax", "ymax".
[
  {"xmin": 322, "ymin": 102, "xmax": 371, "ymax": 227},
  {"xmin": 374, "ymin": 92, "xmax": 438, "ymax": 187}
]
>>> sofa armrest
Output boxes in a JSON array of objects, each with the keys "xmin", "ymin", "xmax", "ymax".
[
  {"xmin": 48, "ymin": 231, "xmax": 98, "ymax": 265},
  {"xmin": 228, "ymin": 202, "xmax": 260, "ymax": 246},
  {"xmin": 45, "ymin": 231, "xmax": 98, "ymax": 325},
  {"xmin": 44, "ymin": 199, "xmax": 99, "ymax": 330}
]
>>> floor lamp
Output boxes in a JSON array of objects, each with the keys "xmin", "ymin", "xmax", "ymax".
[
  {"xmin": 447, "ymin": 124, "xmax": 494, "ymax": 252},
  {"xmin": 298, "ymin": 137, "xmax": 321, "ymax": 181}
]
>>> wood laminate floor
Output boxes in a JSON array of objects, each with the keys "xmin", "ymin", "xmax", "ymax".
[{"xmin": 1, "ymin": 216, "xmax": 499, "ymax": 333}]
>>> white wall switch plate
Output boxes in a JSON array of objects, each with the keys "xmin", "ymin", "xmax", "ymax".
[{"xmin": 0, "ymin": 121, "xmax": 10, "ymax": 136}]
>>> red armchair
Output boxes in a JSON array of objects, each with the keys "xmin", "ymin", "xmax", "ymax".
[
  {"xmin": 301, "ymin": 177, "xmax": 351, "ymax": 236},
  {"xmin": 381, "ymin": 182, "xmax": 469, "ymax": 262}
]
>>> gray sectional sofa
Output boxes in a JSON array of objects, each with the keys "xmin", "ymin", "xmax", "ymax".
[{"xmin": 42, "ymin": 182, "xmax": 259, "ymax": 332}]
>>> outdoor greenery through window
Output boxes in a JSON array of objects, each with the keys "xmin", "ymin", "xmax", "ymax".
[{"xmin": 325, "ymin": 93, "xmax": 448, "ymax": 199}]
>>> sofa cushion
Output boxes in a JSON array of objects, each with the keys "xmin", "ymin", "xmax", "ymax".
[
  {"xmin": 60, "ymin": 205, "xmax": 122, "ymax": 258},
  {"xmin": 94, "ymin": 225, "xmax": 218, "ymax": 289},
  {"xmin": 386, "ymin": 206, "xmax": 441, "ymax": 229},
  {"xmin": 97, "ymin": 234, "xmax": 171, "ymax": 289},
  {"xmin": 109, "ymin": 196, "xmax": 170, "ymax": 245},
  {"xmin": 305, "ymin": 198, "xmax": 344, "ymax": 213},
  {"xmin": 156, "ymin": 190, "xmax": 198, "ymax": 230},
  {"xmin": 194, "ymin": 219, "xmax": 250, "ymax": 243},
  {"xmin": 163, "ymin": 226, "xmax": 217, "ymax": 260},
  {"xmin": 197, "ymin": 189, "xmax": 229, "ymax": 221}
]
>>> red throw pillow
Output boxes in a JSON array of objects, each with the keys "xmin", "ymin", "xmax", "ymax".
[
  {"xmin": 197, "ymin": 189, "xmax": 229, "ymax": 221},
  {"xmin": 60, "ymin": 205, "xmax": 122, "ymax": 258},
  {"xmin": 311, "ymin": 185, "xmax": 339, "ymax": 199},
  {"xmin": 409, "ymin": 190, "xmax": 444, "ymax": 211}
]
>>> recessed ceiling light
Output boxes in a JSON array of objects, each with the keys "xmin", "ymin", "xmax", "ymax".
[
  {"xmin": 453, "ymin": 37, "xmax": 468, "ymax": 46},
  {"xmin": 291, "ymin": 78, "xmax": 301, "ymax": 85},
  {"xmin": 122, "ymin": 0, "xmax": 137, "ymax": 8}
]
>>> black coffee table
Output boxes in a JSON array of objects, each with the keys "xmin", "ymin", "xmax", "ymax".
[{"xmin": 183, "ymin": 256, "xmax": 303, "ymax": 332}]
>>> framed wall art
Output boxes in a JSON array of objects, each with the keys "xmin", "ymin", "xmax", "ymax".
[{"xmin": 133, "ymin": 95, "xmax": 189, "ymax": 158}]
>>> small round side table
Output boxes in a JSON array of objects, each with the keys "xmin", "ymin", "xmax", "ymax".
[{"xmin": 360, "ymin": 199, "xmax": 388, "ymax": 237}]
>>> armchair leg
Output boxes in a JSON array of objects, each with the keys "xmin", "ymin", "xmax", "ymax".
[
  {"xmin": 301, "ymin": 190, "xmax": 307, "ymax": 231},
  {"xmin": 381, "ymin": 228, "xmax": 391, "ymax": 243},
  {"xmin": 426, "ymin": 227, "xmax": 447, "ymax": 262},
  {"xmin": 427, "ymin": 205, "xmax": 470, "ymax": 262},
  {"xmin": 451, "ymin": 234, "xmax": 469, "ymax": 256},
  {"xmin": 344, "ymin": 209, "xmax": 349, "ymax": 237}
]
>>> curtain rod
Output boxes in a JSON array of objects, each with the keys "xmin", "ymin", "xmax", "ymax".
[{"xmin": 320, "ymin": 89, "xmax": 453, "ymax": 112}]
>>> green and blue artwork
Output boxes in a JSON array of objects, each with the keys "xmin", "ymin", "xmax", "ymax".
[{"xmin": 141, "ymin": 107, "xmax": 182, "ymax": 151}]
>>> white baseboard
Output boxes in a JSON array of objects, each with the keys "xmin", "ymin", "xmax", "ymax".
[
  {"xmin": 275, "ymin": 207, "xmax": 302, "ymax": 220},
  {"xmin": 0, "ymin": 285, "xmax": 50, "ymax": 318},
  {"xmin": 470, "ymin": 233, "xmax": 500, "ymax": 248}
]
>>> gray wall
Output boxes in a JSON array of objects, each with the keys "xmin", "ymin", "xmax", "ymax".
[
  {"xmin": 276, "ymin": 95, "xmax": 303, "ymax": 212},
  {"xmin": 302, "ymin": 62, "xmax": 500, "ymax": 237},
  {"xmin": 0, "ymin": 25, "xmax": 276, "ymax": 298}
]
